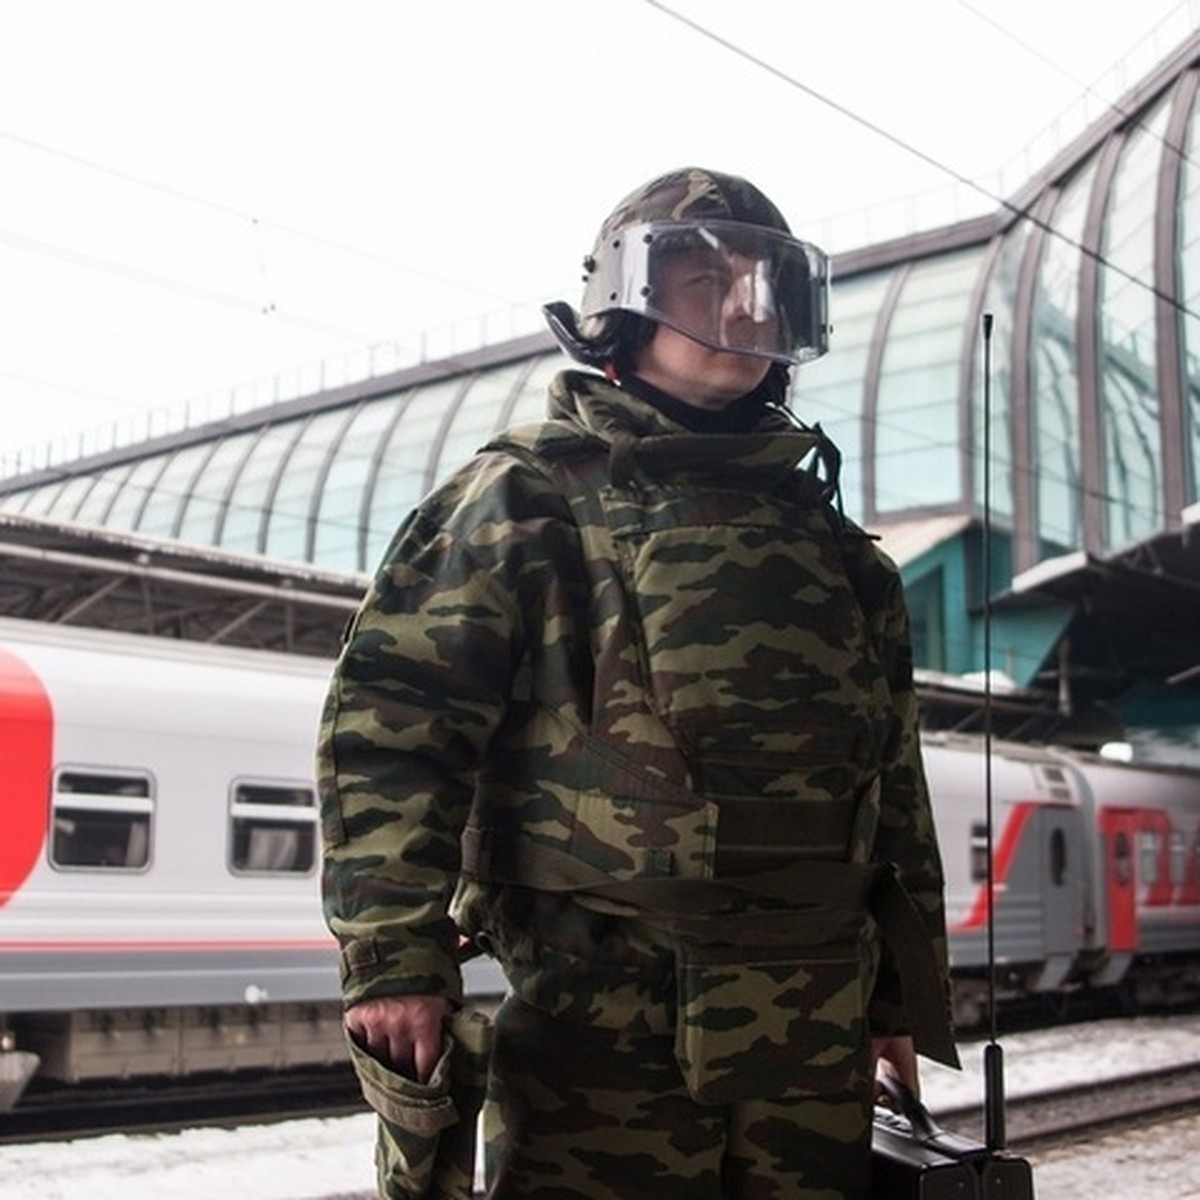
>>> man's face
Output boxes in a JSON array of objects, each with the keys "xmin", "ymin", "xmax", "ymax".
[
  {"xmin": 633, "ymin": 324, "xmax": 773, "ymax": 411},
  {"xmin": 652, "ymin": 245, "xmax": 783, "ymax": 355},
  {"xmin": 634, "ymin": 246, "xmax": 776, "ymax": 409}
]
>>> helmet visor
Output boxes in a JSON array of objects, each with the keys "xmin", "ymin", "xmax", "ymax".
[{"xmin": 581, "ymin": 219, "xmax": 830, "ymax": 364}]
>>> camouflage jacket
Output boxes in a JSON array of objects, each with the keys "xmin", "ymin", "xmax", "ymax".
[{"xmin": 319, "ymin": 368, "xmax": 955, "ymax": 1065}]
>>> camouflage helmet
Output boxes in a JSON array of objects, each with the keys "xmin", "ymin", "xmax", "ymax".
[
  {"xmin": 544, "ymin": 167, "xmax": 830, "ymax": 371},
  {"xmin": 593, "ymin": 166, "xmax": 794, "ymax": 243}
]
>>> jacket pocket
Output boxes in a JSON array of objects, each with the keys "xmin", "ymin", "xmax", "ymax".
[
  {"xmin": 348, "ymin": 1008, "xmax": 492, "ymax": 1199},
  {"xmin": 673, "ymin": 940, "xmax": 870, "ymax": 1105}
]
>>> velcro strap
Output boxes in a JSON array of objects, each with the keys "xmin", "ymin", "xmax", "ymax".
[
  {"xmin": 462, "ymin": 826, "xmax": 960, "ymax": 1068},
  {"xmin": 462, "ymin": 824, "xmax": 875, "ymax": 917}
]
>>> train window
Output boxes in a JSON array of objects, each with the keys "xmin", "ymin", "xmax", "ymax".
[
  {"xmin": 1138, "ymin": 831, "xmax": 1161, "ymax": 886},
  {"xmin": 969, "ymin": 822, "xmax": 988, "ymax": 883},
  {"xmin": 1048, "ymin": 828, "xmax": 1067, "ymax": 887},
  {"xmin": 228, "ymin": 780, "xmax": 318, "ymax": 874},
  {"xmin": 50, "ymin": 770, "xmax": 154, "ymax": 870},
  {"xmin": 1170, "ymin": 830, "xmax": 1186, "ymax": 885},
  {"xmin": 1113, "ymin": 831, "xmax": 1132, "ymax": 885},
  {"xmin": 1037, "ymin": 766, "xmax": 1072, "ymax": 802}
]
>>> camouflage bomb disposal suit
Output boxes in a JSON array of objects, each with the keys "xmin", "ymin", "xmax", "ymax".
[{"xmin": 319, "ymin": 369, "xmax": 958, "ymax": 1196}]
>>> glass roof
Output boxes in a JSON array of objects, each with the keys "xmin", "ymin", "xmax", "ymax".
[{"xmin": 2, "ymin": 45, "xmax": 1199, "ymax": 594}]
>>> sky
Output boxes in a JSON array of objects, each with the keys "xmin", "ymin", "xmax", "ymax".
[{"xmin": 1, "ymin": 0, "xmax": 1197, "ymax": 473}]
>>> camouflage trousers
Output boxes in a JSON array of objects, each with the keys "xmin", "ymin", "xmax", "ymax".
[{"xmin": 482, "ymin": 995, "xmax": 874, "ymax": 1199}]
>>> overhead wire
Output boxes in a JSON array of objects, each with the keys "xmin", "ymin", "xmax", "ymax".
[
  {"xmin": 0, "ymin": 125, "xmax": 532, "ymax": 429},
  {"xmin": 641, "ymin": 0, "xmax": 1192, "ymax": 533},
  {"xmin": 957, "ymin": 0, "xmax": 1196, "ymax": 154},
  {"xmin": 0, "ymin": 127, "xmax": 514, "ymax": 304},
  {"xmin": 642, "ymin": 0, "xmax": 1200, "ymax": 326},
  {"xmin": 0, "ymin": 368, "xmax": 127, "ymax": 406},
  {"xmin": 0, "ymin": 224, "xmax": 372, "ymax": 342},
  {"xmin": 3, "ymin": 4, "xmax": 1185, "ymax": 535}
]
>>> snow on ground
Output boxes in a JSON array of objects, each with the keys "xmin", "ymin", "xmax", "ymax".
[
  {"xmin": 921, "ymin": 1011, "xmax": 1200, "ymax": 1109},
  {"xmin": 1, "ymin": 1013, "xmax": 1198, "ymax": 1199},
  {"xmin": 0, "ymin": 1114, "xmax": 378, "ymax": 1200},
  {"xmin": 920, "ymin": 1012, "xmax": 1200, "ymax": 1199}
]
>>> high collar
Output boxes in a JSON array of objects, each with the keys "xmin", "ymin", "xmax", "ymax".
[
  {"xmin": 543, "ymin": 370, "xmax": 822, "ymax": 478},
  {"xmin": 621, "ymin": 373, "xmax": 769, "ymax": 434}
]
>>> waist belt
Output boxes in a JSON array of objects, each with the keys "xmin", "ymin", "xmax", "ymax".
[{"xmin": 461, "ymin": 825, "xmax": 959, "ymax": 1068}]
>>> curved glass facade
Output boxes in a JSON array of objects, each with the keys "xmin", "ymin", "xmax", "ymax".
[
  {"xmin": 3, "ymin": 353, "xmax": 567, "ymax": 575},
  {"xmin": 263, "ymin": 408, "xmax": 356, "ymax": 562},
  {"xmin": 175, "ymin": 429, "xmax": 260, "ymax": 545},
  {"xmin": 72, "ymin": 462, "xmax": 135, "ymax": 527},
  {"xmin": 136, "ymin": 441, "xmax": 215, "ymax": 539},
  {"xmin": 1, "ymin": 31, "xmax": 1199, "ymax": 656},
  {"xmin": 217, "ymin": 424, "xmax": 305, "ymax": 557},
  {"xmin": 1030, "ymin": 162, "xmax": 1094, "ymax": 557},
  {"xmin": 1179, "ymin": 83, "xmax": 1200, "ymax": 507},
  {"xmin": 974, "ymin": 219, "xmax": 1029, "ymax": 523},
  {"xmin": 311, "ymin": 398, "xmax": 405, "ymax": 574},
  {"xmin": 104, "ymin": 455, "xmax": 171, "ymax": 531},
  {"xmin": 793, "ymin": 272, "xmax": 892, "ymax": 520},
  {"xmin": 874, "ymin": 249, "xmax": 981, "ymax": 514},
  {"xmin": 1098, "ymin": 98, "xmax": 1170, "ymax": 549}
]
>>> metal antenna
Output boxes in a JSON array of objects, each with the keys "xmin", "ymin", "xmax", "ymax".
[{"xmin": 980, "ymin": 311, "xmax": 1007, "ymax": 1152}]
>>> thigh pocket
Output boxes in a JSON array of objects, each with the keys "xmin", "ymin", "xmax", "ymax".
[
  {"xmin": 673, "ymin": 941, "xmax": 869, "ymax": 1105},
  {"xmin": 348, "ymin": 1008, "xmax": 492, "ymax": 1200}
]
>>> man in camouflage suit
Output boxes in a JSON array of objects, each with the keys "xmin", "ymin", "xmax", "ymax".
[{"xmin": 319, "ymin": 166, "xmax": 959, "ymax": 1199}]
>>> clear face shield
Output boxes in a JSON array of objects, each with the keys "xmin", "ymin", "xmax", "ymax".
[{"xmin": 580, "ymin": 219, "xmax": 831, "ymax": 365}]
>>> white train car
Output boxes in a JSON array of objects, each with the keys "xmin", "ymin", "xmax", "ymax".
[
  {"xmin": 927, "ymin": 730, "xmax": 1200, "ymax": 1024},
  {"xmin": 0, "ymin": 617, "xmax": 499, "ymax": 1101},
  {"xmin": 1055, "ymin": 742, "xmax": 1200, "ymax": 1004},
  {"xmin": 1, "ymin": 617, "xmax": 1198, "ymax": 1104},
  {"xmin": 0, "ymin": 617, "xmax": 343, "ymax": 1094}
]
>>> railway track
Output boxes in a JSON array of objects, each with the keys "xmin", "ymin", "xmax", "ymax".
[
  {"xmin": 931, "ymin": 1060, "xmax": 1200, "ymax": 1150},
  {"xmin": 5, "ymin": 1053, "xmax": 1199, "ymax": 1161},
  {"xmin": 0, "ymin": 1065, "xmax": 367, "ymax": 1145}
]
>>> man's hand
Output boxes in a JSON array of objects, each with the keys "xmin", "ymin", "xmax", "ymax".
[
  {"xmin": 872, "ymin": 1033, "xmax": 919, "ymax": 1097},
  {"xmin": 345, "ymin": 994, "xmax": 452, "ymax": 1083}
]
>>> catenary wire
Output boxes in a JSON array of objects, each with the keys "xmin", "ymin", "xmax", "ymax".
[
  {"xmin": 0, "ymin": 128, "xmax": 514, "ymax": 306},
  {"xmin": 957, "ymin": 0, "xmax": 1199, "ymax": 172},
  {"xmin": 0, "ymin": 225, "xmax": 375, "ymax": 344},
  {"xmin": 2, "ymin": 6, "xmax": 1182, "ymax": 533},
  {"xmin": 642, "ymin": 0, "xmax": 1200, "ymax": 326}
]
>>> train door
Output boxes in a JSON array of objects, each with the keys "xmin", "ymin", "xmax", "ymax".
[
  {"xmin": 1026, "ymin": 805, "xmax": 1085, "ymax": 991},
  {"xmin": 1099, "ymin": 808, "xmax": 1138, "ymax": 953},
  {"xmin": 1038, "ymin": 807, "xmax": 1084, "ymax": 958}
]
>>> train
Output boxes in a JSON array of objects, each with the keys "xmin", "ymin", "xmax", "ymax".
[
  {"xmin": 0, "ymin": 615, "xmax": 501, "ymax": 1110},
  {"xmin": 927, "ymin": 727, "xmax": 1200, "ymax": 1026},
  {"xmin": 1, "ymin": 616, "xmax": 1197, "ymax": 1108}
]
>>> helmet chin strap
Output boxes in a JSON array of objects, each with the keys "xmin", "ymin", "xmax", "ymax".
[{"xmin": 542, "ymin": 302, "xmax": 612, "ymax": 370}]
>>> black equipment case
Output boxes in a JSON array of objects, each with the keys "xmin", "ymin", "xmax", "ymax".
[{"xmin": 872, "ymin": 1077, "xmax": 1035, "ymax": 1199}]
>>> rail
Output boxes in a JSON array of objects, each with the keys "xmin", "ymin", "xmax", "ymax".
[{"xmin": 932, "ymin": 1059, "xmax": 1200, "ymax": 1150}]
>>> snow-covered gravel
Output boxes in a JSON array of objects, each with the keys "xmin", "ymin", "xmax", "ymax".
[{"xmin": 924, "ymin": 1014, "xmax": 1200, "ymax": 1198}]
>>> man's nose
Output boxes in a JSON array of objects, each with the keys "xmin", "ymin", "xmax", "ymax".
[
  {"xmin": 724, "ymin": 272, "xmax": 757, "ymax": 317},
  {"xmin": 724, "ymin": 270, "xmax": 772, "ymax": 322}
]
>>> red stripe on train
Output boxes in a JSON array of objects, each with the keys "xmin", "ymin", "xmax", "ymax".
[
  {"xmin": 0, "ymin": 648, "xmax": 53, "ymax": 909},
  {"xmin": 949, "ymin": 801, "xmax": 1037, "ymax": 933}
]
